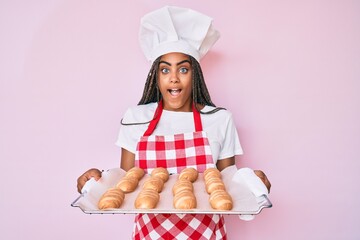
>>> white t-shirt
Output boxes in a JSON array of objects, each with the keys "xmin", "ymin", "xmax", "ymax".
[{"xmin": 115, "ymin": 103, "xmax": 243, "ymax": 165}]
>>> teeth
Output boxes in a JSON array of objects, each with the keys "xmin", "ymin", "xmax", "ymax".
[{"xmin": 169, "ymin": 89, "xmax": 181, "ymax": 96}]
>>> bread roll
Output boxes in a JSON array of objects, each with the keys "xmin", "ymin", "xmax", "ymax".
[
  {"xmin": 172, "ymin": 179, "xmax": 193, "ymax": 196},
  {"xmin": 178, "ymin": 168, "xmax": 198, "ymax": 182},
  {"xmin": 209, "ymin": 189, "xmax": 233, "ymax": 210},
  {"xmin": 173, "ymin": 189, "xmax": 197, "ymax": 209},
  {"xmin": 135, "ymin": 188, "xmax": 160, "ymax": 209},
  {"xmin": 98, "ymin": 188, "xmax": 125, "ymax": 210},
  {"xmin": 142, "ymin": 176, "xmax": 164, "ymax": 193},
  {"xmin": 205, "ymin": 177, "xmax": 226, "ymax": 194},
  {"xmin": 204, "ymin": 168, "xmax": 221, "ymax": 182},
  {"xmin": 151, "ymin": 167, "xmax": 169, "ymax": 182},
  {"xmin": 116, "ymin": 176, "xmax": 139, "ymax": 193},
  {"xmin": 125, "ymin": 166, "xmax": 145, "ymax": 180}
]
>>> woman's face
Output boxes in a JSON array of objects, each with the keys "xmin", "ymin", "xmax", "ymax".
[{"xmin": 157, "ymin": 52, "xmax": 193, "ymax": 112}]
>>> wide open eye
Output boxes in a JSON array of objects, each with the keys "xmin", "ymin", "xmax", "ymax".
[
  {"xmin": 161, "ymin": 68, "xmax": 170, "ymax": 74},
  {"xmin": 179, "ymin": 67, "xmax": 188, "ymax": 74}
]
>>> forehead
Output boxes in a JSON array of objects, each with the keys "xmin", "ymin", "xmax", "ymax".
[{"xmin": 159, "ymin": 52, "xmax": 190, "ymax": 63}]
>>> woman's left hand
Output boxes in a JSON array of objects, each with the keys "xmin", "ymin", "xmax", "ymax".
[{"xmin": 254, "ymin": 170, "xmax": 271, "ymax": 193}]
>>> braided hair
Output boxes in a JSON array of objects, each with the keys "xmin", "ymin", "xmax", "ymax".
[{"xmin": 121, "ymin": 55, "xmax": 224, "ymax": 126}]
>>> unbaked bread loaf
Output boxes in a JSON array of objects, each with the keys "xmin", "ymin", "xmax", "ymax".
[
  {"xmin": 125, "ymin": 166, "xmax": 145, "ymax": 180},
  {"xmin": 172, "ymin": 179, "xmax": 194, "ymax": 196},
  {"xmin": 209, "ymin": 189, "xmax": 233, "ymax": 210},
  {"xmin": 178, "ymin": 168, "xmax": 198, "ymax": 182},
  {"xmin": 173, "ymin": 189, "xmax": 197, "ymax": 209},
  {"xmin": 135, "ymin": 188, "xmax": 160, "ymax": 209},
  {"xmin": 98, "ymin": 188, "xmax": 125, "ymax": 210},
  {"xmin": 150, "ymin": 167, "xmax": 169, "ymax": 182},
  {"xmin": 116, "ymin": 176, "xmax": 139, "ymax": 193},
  {"xmin": 142, "ymin": 176, "xmax": 164, "ymax": 193}
]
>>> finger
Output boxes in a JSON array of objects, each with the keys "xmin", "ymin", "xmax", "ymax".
[
  {"xmin": 77, "ymin": 182, "xmax": 82, "ymax": 193},
  {"xmin": 263, "ymin": 180, "xmax": 271, "ymax": 193},
  {"xmin": 76, "ymin": 169, "xmax": 102, "ymax": 193},
  {"xmin": 254, "ymin": 170, "xmax": 265, "ymax": 180},
  {"xmin": 262, "ymin": 176, "xmax": 271, "ymax": 193},
  {"xmin": 88, "ymin": 169, "xmax": 102, "ymax": 180},
  {"xmin": 87, "ymin": 168, "xmax": 101, "ymax": 177},
  {"xmin": 77, "ymin": 174, "xmax": 88, "ymax": 193},
  {"xmin": 77, "ymin": 178, "xmax": 86, "ymax": 193},
  {"xmin": 254, "ymin": 170, "xmax": 271, "ymax": 193},
  {"xmin": 266, "ymin": 179, "xmax": 272, "ymax": 193}
]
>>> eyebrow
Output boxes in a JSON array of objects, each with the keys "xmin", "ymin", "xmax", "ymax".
[{"xmin": 159, "ymin": 60, "xmax": 191, "ymax": 66}]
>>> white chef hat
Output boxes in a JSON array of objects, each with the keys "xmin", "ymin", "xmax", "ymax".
[{"xmin": 139, "ymin": 6, "xmax": 220, "ymax": 62}]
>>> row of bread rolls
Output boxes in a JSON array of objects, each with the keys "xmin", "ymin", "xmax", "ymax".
[
  {"xmin": 203, "ymin": 168, "xmax": 233, "ymax": 210},
  {"xmin": 98, "ymin": 167, "xmax": 233, "ymax": 211},
  {"xmin": 135, "ymin": 167, "xmax": 169, "ymax": 209},
  {"xmin": 173, "ymin": 168, "xmax": 198, "ymax": 209},
  {"xmin": 98, "ymin": 167, "xmax": 145, "ymax": 210}
]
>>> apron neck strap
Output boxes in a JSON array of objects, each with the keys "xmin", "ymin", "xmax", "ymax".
[
  {"xmin": 143, "ymin": 101, "xmax": 164, "ymax": 137},
  {"xmin": 193, "ymin": 102, "xmax": 203, "ymax": 132},
  {"xmin": 143, "ymin": 101, "xmax": 203, "ymax": 137}
]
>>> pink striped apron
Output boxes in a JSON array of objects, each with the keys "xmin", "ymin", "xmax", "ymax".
[{"xmin": 133, "ymin": 101, "xmax": 227, "ymax": 240}]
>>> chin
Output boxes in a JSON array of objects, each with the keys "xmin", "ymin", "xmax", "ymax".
[{"xmin": 170, "ymin": 104, "xmax": 191, "ymax": 112}]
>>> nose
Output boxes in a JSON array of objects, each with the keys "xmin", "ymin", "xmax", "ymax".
[{"xmin": 170, "ymin": 71, "xmax": 179, "ymax": 83}]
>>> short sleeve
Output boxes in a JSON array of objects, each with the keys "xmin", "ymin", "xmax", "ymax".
[
  {"xmin": 115, "ymin": 104, "xmax": 155, "ymax": 153},
  {"xmin": 217, "ymin": 112, "xmax": 243, "ymax": 160},
  {"xmin": 115, "ymin": 112, "xmax": 140, "ymax": 154}
]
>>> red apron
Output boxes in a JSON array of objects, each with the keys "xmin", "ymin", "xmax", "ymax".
[{"xmin": 133, "ymin": 101, "xmax": 227, "ymax": 240}]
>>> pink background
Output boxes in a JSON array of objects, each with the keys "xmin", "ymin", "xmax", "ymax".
[{"xmin": 1, "ymin": 0, "xmax": 359, "ymax": 239}]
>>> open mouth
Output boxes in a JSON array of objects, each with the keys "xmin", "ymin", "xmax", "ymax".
[{"xmin": 168, "ymin": 89, "xmax": 181, "ymax": 96}]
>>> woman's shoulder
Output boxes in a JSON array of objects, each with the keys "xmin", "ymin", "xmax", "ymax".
[
  {"xmin": 201, "ymin": 105, "xmax": 234, "ymax": 119},
  {"xmin": 122, "ymin": 102, "xmax": 157, "ymax": 123},
  {"xmin": 201, "ymin": 106, "xmax": 238, "ymax": 130}
]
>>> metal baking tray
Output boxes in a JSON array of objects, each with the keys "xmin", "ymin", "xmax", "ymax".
[{"xmin": 71, "ymin": 168, "xmax": 272, "ymax": 215}]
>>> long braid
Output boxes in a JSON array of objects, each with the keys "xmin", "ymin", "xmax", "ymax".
[
  {"xmin": 190, "ymin": 56, "xmax": 215, "ymax": 106},
  {"xmin": 189, "ymin": 56, "xmax": 226, "ymax": 114},
  {"xmin": 138, "ymin": 58, "xmax": 161, "ymax": 105}
]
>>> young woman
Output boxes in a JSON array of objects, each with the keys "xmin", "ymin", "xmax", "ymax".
[{"xmin": 77, "ymin": 6, "xmax": 271, "ymax": 239}]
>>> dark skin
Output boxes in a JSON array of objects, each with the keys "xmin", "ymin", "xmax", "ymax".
[
  {"xmin": 76, "ymin": 168, "xmax": 102, "ymax": 193},
  {"xmin": 77, "ymin": 52, "xmax": 271, "ymax": 193}
]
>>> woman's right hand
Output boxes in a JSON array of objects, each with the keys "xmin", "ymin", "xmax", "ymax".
[{"xmin": 77, "ymin": 168, "xmax": 102, "ymax": 193}]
